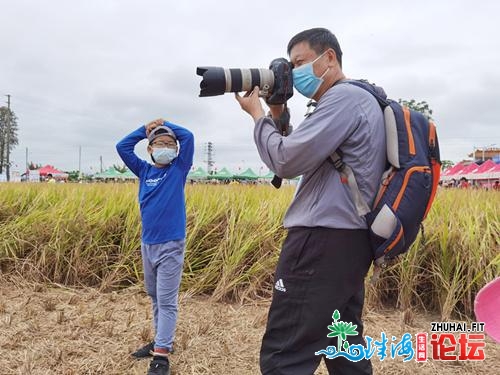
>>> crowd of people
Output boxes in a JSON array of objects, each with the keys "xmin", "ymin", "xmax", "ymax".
[{"xmin": 441, "ymin": 177, "xmax": 499, "ymax": 190}]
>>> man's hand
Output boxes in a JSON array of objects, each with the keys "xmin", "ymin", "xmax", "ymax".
[
  {"xmin": 145, "ymin": 118, "xmax": 166, "ymax": 136},
  {"xmin": 235, "ymin": 86, "xmax": 265, "ymax": 121},
  {"xmin": 267, "ymin": 104, "xmax": 285, "ymax": 119}
]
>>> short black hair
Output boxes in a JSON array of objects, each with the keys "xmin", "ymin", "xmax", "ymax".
[{"xmin": 287, "ymin": 28, "xmax": 343, "ymax": 68}]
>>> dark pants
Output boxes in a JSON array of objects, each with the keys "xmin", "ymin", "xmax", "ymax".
[{"xmin": 260, "ymin": 227, "xmax": 373, "ymax": 375}]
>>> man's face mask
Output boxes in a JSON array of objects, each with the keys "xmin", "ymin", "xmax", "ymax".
[
  {"xmin": 292, "ymin": 51, "xmax": 329, "ymax": 98},
  {"xmin": 151, "ymin": 147, "xmax": 177, "ymax": 165}
]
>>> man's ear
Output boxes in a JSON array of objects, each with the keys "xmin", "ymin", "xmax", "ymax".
[{"xmin": 327, "ymin": 48, "xmax": 337, "ymax": 67}]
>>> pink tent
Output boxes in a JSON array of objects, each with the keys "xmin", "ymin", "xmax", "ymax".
[
  {"xmin": 467, "ymin": 161, "xmax": 500, "ymax": 184},
  {"xmin": 441, "ymin": 162, "xmax": 467, "ymax": 180},
  {"xmin": 37, "ymin": 165, "xmax": 68, "ymax": 178},
  {"xmin": 486, "ymin": 164, "xmax": 500, "ymax": 179},
  {"xmin": 473, "ymin": 160, "xmax": 496, "ymax": 174},
  {"xmin": 460, "ymin": 163, "xmax": 479, "ymax": 175}
]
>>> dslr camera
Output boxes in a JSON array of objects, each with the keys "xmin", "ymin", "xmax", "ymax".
[{"xmin": 196, "ymin": 58, "xmax": 293, "ymax": 105}]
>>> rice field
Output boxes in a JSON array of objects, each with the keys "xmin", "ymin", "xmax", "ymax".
[
  {"xmin": 0, "ymin": 183, "xmax": 499, "ymax": 374},
  {"xmin": 0, "ymin": 183, "xmax": 499, "ymax": 320}
]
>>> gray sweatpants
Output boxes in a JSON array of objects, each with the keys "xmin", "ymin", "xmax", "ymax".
[{"xmin": 141, "ymin": 239, "xmax": 185, "ymax": 352}]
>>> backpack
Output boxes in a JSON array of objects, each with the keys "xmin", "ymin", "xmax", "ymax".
[{"xmin": 331, "ymin": 80, "xmax": 441, "ymax": 267}]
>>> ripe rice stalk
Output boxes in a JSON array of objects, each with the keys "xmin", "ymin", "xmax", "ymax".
[{"xmin": 0, "ymin": 183, "xmax": 498, "ymax": 319}]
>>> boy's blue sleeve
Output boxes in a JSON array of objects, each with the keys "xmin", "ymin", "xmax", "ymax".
[
  {"xmin": 164, "ymin": 121, "xmax": 194, "ymax": 172},
  {"xmin": 116, "ymin": 126, "xmax": 148, "ymax": 177}
]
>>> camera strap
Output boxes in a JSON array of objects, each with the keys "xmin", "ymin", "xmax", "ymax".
[
  {"xmin": 270, "ymin": 104, "xmax": 291, "ymax": 188},
  {"xmin": 276, "ymin": 104, "xmax": 290, "ymax": 136}
]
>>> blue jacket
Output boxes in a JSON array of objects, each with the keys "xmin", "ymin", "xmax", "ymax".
[{"xmin": 116, "ymin": 122, "xmax": 194, "ymax": 244}]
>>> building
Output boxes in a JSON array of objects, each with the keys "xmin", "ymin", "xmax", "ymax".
[{"xmin": 467, "ymin": 147, "xmax": 500, "ymax": 162}]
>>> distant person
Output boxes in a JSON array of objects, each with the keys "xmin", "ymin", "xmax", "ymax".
[
  {"xmin": 116, "ymin": 118, "xmax": 194, "ymax": 375},
  {"xmin": 459, "ymin": 177, "xmax": 470, "ymax": 189},
  {"xmin": 493, "ymin": 180, "xmax": 499, "ymax": 191},
  {"xmin": 46, "ymin": 173, "xmax": 56, "ymax": 183}
]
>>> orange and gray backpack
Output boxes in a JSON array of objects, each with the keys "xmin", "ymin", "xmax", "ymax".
[{"xmin": 331, "ymin": 80, "xmax": 441, "ymax": 267}]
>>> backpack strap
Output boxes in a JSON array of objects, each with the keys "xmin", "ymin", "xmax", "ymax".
[
  {"xmin": 330, "ymin": 152, "xmax": 371, "ymax": 216},
  {"xmin": 329, "ymin": 79, "xmax": 389, "ymax": 217}
]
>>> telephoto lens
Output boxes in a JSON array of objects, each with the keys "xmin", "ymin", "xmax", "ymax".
[{"xmin": 196, "ymin": 67, "xmax": 275, "ymax": 97}]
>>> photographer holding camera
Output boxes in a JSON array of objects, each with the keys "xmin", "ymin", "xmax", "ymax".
[{"xmin": 235, "ymin": 28, "xmax": 386, "ymax": 375}]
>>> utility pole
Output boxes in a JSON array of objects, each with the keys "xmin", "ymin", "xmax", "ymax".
[
  {"xmin": 78, "ymin": 145, "xmax": 82, "ymax": 179},
  {"xmin": 25, "ymin": 147, "xmax": 28, "ymax": 174},
  {"xmin": 204, "ymin": 142, "xmax": 215, "ymax": 174},
  {"xmin": 5, "ymin": 94, "xmax": 11, "ymax": 182},
  {"xmin": 100, "ymin": 155, "xmax": 103, "ymax": 173}
]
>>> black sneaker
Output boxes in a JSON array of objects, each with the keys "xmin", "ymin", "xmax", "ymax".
[
  {"xmin": 147, "ymin": 357, "xmax": 170, "ymax": 375},
  {"xmin": 131, "ymin": 341, "xmax": 154, "ymax": 359}
]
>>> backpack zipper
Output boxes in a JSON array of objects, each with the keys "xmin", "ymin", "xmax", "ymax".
[
  {"xmin": 403, "ymin": 106, "xmax": 416, "ymax": 155},
  {"xmin": 393, "ymin": 166, "xmax": 431, "ymax": 210},
  {"xmin": 373, "ymin": 169, "xmax": 396, "ymax": 209}
]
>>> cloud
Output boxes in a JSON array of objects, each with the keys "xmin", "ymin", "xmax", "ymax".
[{"xmin": 2, "ymin": 0, "xmax": 500, "ymax": 173}]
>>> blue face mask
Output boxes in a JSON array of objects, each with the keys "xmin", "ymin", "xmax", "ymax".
[
  {"xmin": 292, "ymin": 51, "xmax": 330, "ymax": 98},
  {"xmin": 152, "ymin": 147, "xmax": 177, "ymax": 165}
]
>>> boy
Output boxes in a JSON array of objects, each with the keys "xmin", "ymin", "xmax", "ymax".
[{"xmin": 116, "ymin": 118, "xmax": 194, "ymax": 375}]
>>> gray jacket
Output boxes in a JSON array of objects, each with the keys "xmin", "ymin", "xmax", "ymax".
[{"xmin": 254, "ymin": 82, "xmax": 386, "ymax": 229}]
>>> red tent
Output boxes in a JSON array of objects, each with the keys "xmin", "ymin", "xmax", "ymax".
[
  {"xmin": 460, "ymin": 161, "xmax": 500, "ymax": 182},
  {"xmin": 37, "ymin": 165, "xmax": 69, "ymax": 178},
  {"xmin": 458, "ymin": 163, "xmax": 479, "ymax": 177},
  {"xmin": 471, "ymin": 160, "xmax": 496, "ymax": 176},
  {"xmin": 441, "ymin": 162, "xmax": 467, "ymax": 180},
  {"xmin": 484, "ymin": 163, "xmax": 500, "ymax": 179}
]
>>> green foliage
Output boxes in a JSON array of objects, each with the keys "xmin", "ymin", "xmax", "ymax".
[
  {"xmin": 441, "ymin": 160, "xmax": 454, "ymax": 170},
  {"xmin": 66, "ymin": 171, "xmax": 81, "ymax": 181},
  {"xmin": 398, "ymin": 99, "xmax": 434, "ymax": 120},
  {"xmin": 28, "ymin": 161, "xmax": 42, "ymax": 170},
  {"xmin": 0, "ymin": 107, "xmax": 19, "ymax": 173}
]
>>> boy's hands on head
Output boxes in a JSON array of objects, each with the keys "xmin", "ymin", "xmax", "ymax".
[{"xmin": 145, "ymin": 118, "xmax": 166, "ymax": 136}]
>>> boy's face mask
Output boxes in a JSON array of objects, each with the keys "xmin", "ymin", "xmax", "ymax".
[
  {"xmin": 292, "ymin": 51, "xmax": 329, "ymax": 98},
  {"xmin": 151, "ymin": 147, "xmax": 177, "ymax": 165}
]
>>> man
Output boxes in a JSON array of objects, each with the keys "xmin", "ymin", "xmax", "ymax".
[
  {"xmin": 235, "ymin": 28, "xmax": 386, "ymax": 374},
  {"xmin": 116, "ymin": 118, "xmax": 194, "ymax": 375},
  {"xmin": 459, "ymin": 177, "xmax": 470, "ymax": 189},
  {"xmin": 47, "ymin": 173, "xmax": 56, "ymax": 183}
]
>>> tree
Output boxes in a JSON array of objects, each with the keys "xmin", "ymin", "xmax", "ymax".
[
  {"xmin": 441, "ymin": 160, "xmax": 454, "ymax": 171},
  {"xmin": 28, "ymin": 161, "xmax": 42, "ymax": 170},
  {"xmin": 398, "ymin": 99, "xmax": 434, "ymax": 120},
  {"xmin": 0, "ymin": 106, "xmax": 19, "ymax": 175},
  {"xmin": 66, "ymin": 170, "xmax": 81, "ymax": 182}
]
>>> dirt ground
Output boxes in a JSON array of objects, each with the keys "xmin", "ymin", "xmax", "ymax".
[{"xmin": 0, "ymin": 276, "xmax": 498, "ymax": 375}]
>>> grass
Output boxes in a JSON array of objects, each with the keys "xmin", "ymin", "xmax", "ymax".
[{"xmin": 0, "ymin": 183, "xmax": 498, "ymax": 319}]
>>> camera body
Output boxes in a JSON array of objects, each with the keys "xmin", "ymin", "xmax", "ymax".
[
  {"xmin": 196, "ymin": 58, "xmax": 294, "ymax": 104},
  {"xmin": 266, "ymin": 58, "xmax": 294, "ymax": 105}
]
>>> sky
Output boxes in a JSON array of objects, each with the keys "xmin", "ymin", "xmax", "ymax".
[{"xmin": 1, "ymin": 0, "xmax": 499, "ymax": 175}]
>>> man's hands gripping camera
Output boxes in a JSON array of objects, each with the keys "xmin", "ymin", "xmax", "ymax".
[{"xmin": 234, "ymin": 87, "xmax": 265, "ymax": 122}]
